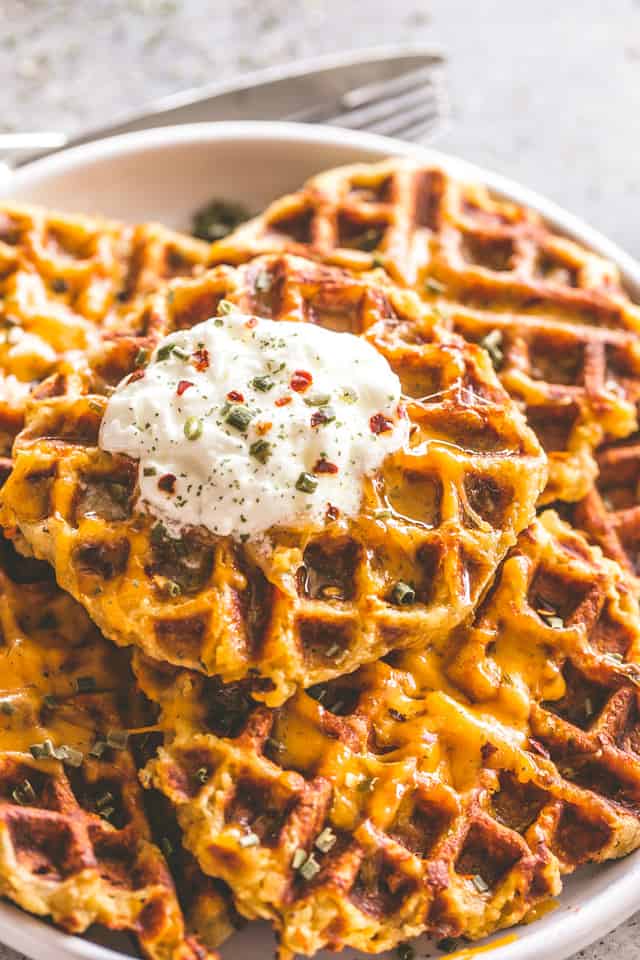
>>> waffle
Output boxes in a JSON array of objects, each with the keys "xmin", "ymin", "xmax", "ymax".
[
  {"xmin": 0, "ymin": 537, "xmax": 220, "ymax": 959},
  {"xmin": 137, "ymin": 510, "xmax": 640, "ymax": 957},
  {"xmin": 0, "ymin": 255, "xmax": 546, "ymax": 704},
  {"xmin": 0, "ymin": 203, "xmax": 209, "ymax": 454},
  {"xmin": 209, "ymin": 158, "xmax": 640, "ymax": 504},
  {"xmin": 567, "ymin": 435, "xmax": 640, "ymax": 578}
]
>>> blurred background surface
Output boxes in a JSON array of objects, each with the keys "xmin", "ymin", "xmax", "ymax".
[
  {"xmin": 1, "ymin": 0, "xmax": 639, "ymax": 254},
  {"xmin": 0, "ymin": 2, "xmax": 639, "ymax": 958}
]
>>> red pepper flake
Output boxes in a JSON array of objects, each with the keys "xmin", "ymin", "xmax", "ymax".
[
  {"xmin": 176, "ymin": 379, "xmax": 193, "ymax": 396},
  {"xmin": 158, "ymin": 473, "xmax": 176, "ymax": 494},
  {"xmin": 227, "ymin": 390, "xmax": 244, "ymax": 403},
  {"xmin": 370, "ymin": 413, "xmax": 394, "ymax": 434},
  {"xmin": 290, "ymin": 369, "xmax": 313, "ymax": 392},
  {"xmin": 275, "ymin": 395, "xmax": 292, "ymax": 407},
  {"xmin": 192, "ymin": 348, "xmax": 210, "ymax": 372},
  {"xmin": 244, "ymin": 317, "xmax": 258, "ymax": 329},
  {"xmin": 256, "ymin": 421, "xmax": 273, "ymax": 435},
  {"xmin": 313, "ymin": 458, "xmax": 339, "ymax": 475},
  {"xmin": 127, "ymin": 369, "xmax": 145, "ymax": 385},
  {"xmin": 326, "ymin": 503, "xmax": 340, "ymax": 521}
]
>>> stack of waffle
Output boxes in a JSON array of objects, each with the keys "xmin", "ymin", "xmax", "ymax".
[{"xmin": 0, "ymin": 158, "xmax": 639, "ymax": 959}]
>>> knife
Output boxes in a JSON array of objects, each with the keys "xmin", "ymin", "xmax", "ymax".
[{"xmin": 1, "ymin": 45, "xmax": 445, "ymax": 166}]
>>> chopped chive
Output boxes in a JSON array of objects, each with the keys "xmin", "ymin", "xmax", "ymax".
[
  {"xmin": 160, "ymin": 837, "xmax": 173, "ymax": 859},
  {"xmin": 479, "ymin": 329, "xmax": 504, "ymax": 370},
  {"xmin": 357, "ymin": 776, "xmax": 378, "ymax": 793},
  {"xmin": 167, "ymin": 580, "xmax": 182, "ymax": 598},
  {"xmin": 251, "ymin": 375, "xmax": 274, "ymax": 392},
  {"xmin": 249, "ymin": 439, "xmax": 272, "ymax": 464},
  {"xmin": 96, "ymin": 791, "xmax": 114, "ymax": 810},
  {"xmin": 299, "ymin": 853, "xmax": 321, "ymax": 881},
  {"xmin": 292, "ymin": 849, "xmax": 307, "ymax": 870},
  {"xmin": 75, "ymin": 676, "xmax": 96, "ymax": 694},
  {"xmin": 397, "ymin": 944, "xmax": 415, "ymax": 960},
  {"xmin": 314, "ymin": 827, "xmax": 337, "ymax": 853},
  {"xmin": 99, "ymin": 806, "xmax": 115, "ymax": 821},
  {"xmin": 150, "ymin": 522, "xmax": 167, "ymax": 546},
  {"xmin": 217, "ymin": 299, "xmax": 235, "ymax": 315},
  {"xmin": 135, "ymin": 347, "xmax": 149, "ymax": 367},
  {"xmin": 371, "ymin": 253, "xmax": 385, "ymax": 268},
  {"xmin": 225, "ymin": 404, "xmax": 254, "ymax": 433},
  {"xmin": 424, "ymin": 277, "xmax": 445, "ymax": 295},
  {"xmin": 89, "ymin": 740, "xmax": 107, "ymax": 759},
  {"xmin": 12, "ymin": 780, "xmax": 35, "ymax": 805},
  {"xmin": 184, "ymin": 416, "xmax": 203, "ymax": 441},
  {"xmin": 239, "ymin": 832, "xmax": 260, "ymax": 848},
  {"xmin": 303, "ymin": 393, "xmax": 331, "ymax": 407},
  {"xmin": 60, "ymin": 746, "xmax": 83, "ymax": 767},
  {"xmin": 341, "ymin": 387, "xmax": 358, "ymax": 404},
  {"xmin": 390, "ymin": 581, "xmax": 416, "ymax": 606},
  {"xmin": 172, "ymin": 346, "xmax": 189, "ymax": 360},
  {"xmin": 143, "ymin": 466, "xmax": 157, "ymax": 477},
  {"xmin": 296, "ymin": 472, "xmax": 318, "ymax": 494},
  {"xmin": 156, "ymin": 343, "xmax": 174, "ymax": 361},
  {"xmin": 472, "ymin": 873, "xmax": 490, "ymax": 893},
  {"xmin": 195, "ymin": 767, "xmax": 209, "ymax": 784},
  {"xmin": 106, "ymin": 730, "xmax": 129, "ymax": 751}
]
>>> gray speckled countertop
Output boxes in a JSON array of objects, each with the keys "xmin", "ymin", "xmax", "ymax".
[{"xmin": 0, "ymin": 2, "xmax": 639, "ymax": 958}]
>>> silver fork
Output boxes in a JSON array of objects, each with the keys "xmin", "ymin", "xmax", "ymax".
[
  {"xmin": 287, "ymin": 64, "xmax": 447, "ymax": 142},
  {"xmin": 0, "ymin": 46, "xmax": 448, "ymax": 169}
]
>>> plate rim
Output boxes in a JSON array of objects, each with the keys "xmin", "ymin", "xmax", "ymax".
[{"xmin": 0, "ymin": 119, "xmax": 639, "ymax": 960}]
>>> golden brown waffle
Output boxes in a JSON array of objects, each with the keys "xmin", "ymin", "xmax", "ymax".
[
  {"xmin": 138, "ymin": 511, "xmax": 640, "ymax": 958},
  {"xmin": 568, "ymin": 435, "xmax": 640, "ymax": 578},
  {"xmin": 0, "ymin": 256, "xmax": 545, "ymax": 705},
  {"xmin": 0, "ymin": 203, "xmax": 209, "ymax": 454},
  {"xmin": 209, "ymin": 158, "xmax": 640, "ymax": 504},
  {"xmin": 0, "ymin": 538, "xmax": 220, "ymax": 959}
]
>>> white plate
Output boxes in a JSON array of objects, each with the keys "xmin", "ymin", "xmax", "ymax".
[{"xmin": 0, "ymin": 122, "xmax": 639, "ymax": 960}]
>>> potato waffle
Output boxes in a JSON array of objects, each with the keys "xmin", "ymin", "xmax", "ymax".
[
  {"xmin": 0, "ymin": 203, "xmax": 209, "ymax": 454},
  {"xmin": 568, "ymin": 435, "xmax": 640, "ymax": 578},
  {"xmin": 209, "ymin": 158, "xmax": 640, "ymax": 503},
  {"xmin": 0, "ymin": 255, "xmax": 545, "ymax": 704},
  {"xmin": 137, "ymin": 510, "xmax": 640, "ymax": 957},
  {"xmin": 0, "ymin": 537, "xmax": 221, "ymax": 959}
]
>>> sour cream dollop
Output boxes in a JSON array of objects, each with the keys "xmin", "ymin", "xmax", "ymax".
[{"xmin": 100, "ymin": 311, "xmax": 409, "ymax": 540}]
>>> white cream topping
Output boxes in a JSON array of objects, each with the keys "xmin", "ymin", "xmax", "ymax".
[{"xmin": 100, "ymin": 311, "xmax": 409, "ymax": 540}]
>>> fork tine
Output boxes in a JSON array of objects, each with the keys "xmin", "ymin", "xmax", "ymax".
[
  {"xmin": 340, "ymin": 64, "xmax": 442, "ymax": 110},
  {"xmin": 383, "ymin": 114, "xmax": 444, "ymax": 144},
  {"xmin": 363, "ymin": 100, "xmax": 441, "ymax": 139},
  {"xmin": 328, "ymin": 82, "xmax": 437, "ymax": 131}
]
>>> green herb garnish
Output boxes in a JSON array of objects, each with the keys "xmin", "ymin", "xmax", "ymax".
[
  {"xmin": 296, "ymin": 472, "xmax": 318, "ymax": 494},
  {"xmin": 249, "ymin": 439, "xmax": 272, "ymax": 464},
  {"xmin": 225, "ymin": 404, "xmax": 254, "ymax": 433},
  {"xmin": 184, "ymin": 416, "xmax": 203, "ymax": 441},
  {"xmin": 390, "ymin": 581, "xmax": 416, "ymax": 606},
  {"xmin": 192, "ymin": 199, "xmax": 249, "ymax": 242}
]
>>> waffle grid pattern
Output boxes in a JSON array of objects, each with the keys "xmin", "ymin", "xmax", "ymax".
[{"xmin": 0, "ymin": 256, "xmax": 545, "ymax": 704}]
